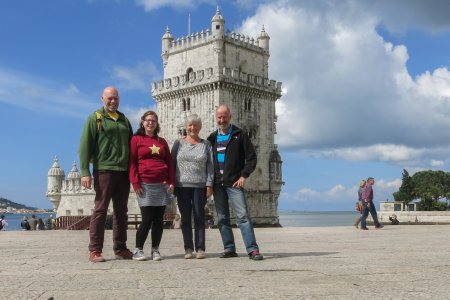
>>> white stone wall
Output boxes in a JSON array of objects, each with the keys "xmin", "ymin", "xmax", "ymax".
[
  {"xmin": 165, "ymin": 42, "xmax": 216, "ymax": 79},
  {"xmin": 378, "ymin": 211, "xmax": 450, "ymax": 224},
  {"xmin": 54, "ymin": 187, "xmax": 178, "ymax": 218},
  {"xmin": 55, "ymin": 189, "xmax": 141, "ymax": 217},
  {"xmin": 223, "ymin": 42, "xmax": 267, "ymax": 77}
]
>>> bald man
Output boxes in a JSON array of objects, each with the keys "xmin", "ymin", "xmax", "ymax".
[
  {"xmin": 79, "ymin": 86, "xmax": 133, "ymax": 262},
  {"xmin": 207, "ymin": 105, "xmax": 263, "ymax": 260}
]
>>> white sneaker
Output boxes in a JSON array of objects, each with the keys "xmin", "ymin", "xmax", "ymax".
[
  {"xmin": 185, "ymin": 248, "xmax": 193, "ymax": 259},
  {"xmin": 152, "ymin": 249, "xmax": 162, "ymax": 261},
  {"xmin": 196, "ymin": 250, "xmax": 206, "ymax": 259},
  {"xmin": 132, "ymin": 248, "xmax": 147, "ymax": 261}
]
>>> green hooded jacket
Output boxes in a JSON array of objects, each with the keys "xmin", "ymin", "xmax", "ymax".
[{"xmin": 78, "ymin": 107, "xmax": 133, "ymax": 177}]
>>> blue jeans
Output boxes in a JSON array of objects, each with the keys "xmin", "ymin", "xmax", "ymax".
[
  {"xmin": 175, "ymin": 187, "xmax": 206, "ymax": 252},
  {"xmin": 361, "ymin": 202, "xmax": 380, "ymax": 228},
  {"xmin": 213, "ymin": 185, "xmax": 259, "ymax": 254}
]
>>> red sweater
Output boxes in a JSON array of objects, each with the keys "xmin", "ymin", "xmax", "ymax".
[{"xmin": 129, "ymin": 135, "xmax": 175, "ymax": 190}]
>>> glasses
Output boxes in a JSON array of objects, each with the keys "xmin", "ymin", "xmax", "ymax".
[{"xmin": 143, "ymin": 119, "xmax": 157, "ymax": 123}]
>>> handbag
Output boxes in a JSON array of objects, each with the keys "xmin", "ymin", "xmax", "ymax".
[{"xmin": 355, "ymin": 201, "xmax": 362, "ymax": 212}]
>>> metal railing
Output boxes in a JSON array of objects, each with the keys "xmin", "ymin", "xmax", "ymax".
[{"xmin": 55, "ymin": 213, "xmax": 177, "ymax": 230}]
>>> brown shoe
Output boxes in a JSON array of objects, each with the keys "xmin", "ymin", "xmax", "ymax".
[
  {"xmin": 89, "ymin": 251, "xmax": 106, "ymax": 262},
  {"xmin": 248, "ymin": 250, "xmax": 264, "ymax": 261},
  {"xmin": 115, "ymin": 249, "xmax": 133, "ymax": 260}
]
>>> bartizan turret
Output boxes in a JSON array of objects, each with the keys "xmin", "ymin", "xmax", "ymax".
[
  {"xmin": 162, "ymin": 26, "xmax": 173, "ymax": 67},
  {"xmin": 65, "ymin": 161, "xmax": 81, "ymax": 192},
  {"xmin": 46, "ymin": 156, "xmax": 65, "ymax": 210},
  {"xmin": 211, "ymin": 6, "xmax": 225, "ymax": 40},
  {"xmin": 258, "ymin": 25, "xmax": 270, "ymax": 53}
]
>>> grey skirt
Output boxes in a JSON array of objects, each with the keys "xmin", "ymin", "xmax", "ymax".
[{"xmin": 137, "ymin": 182, "xmax": 173, "ymax": 207}]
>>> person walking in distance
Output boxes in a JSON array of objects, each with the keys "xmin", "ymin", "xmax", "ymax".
[
  {"xmin": 360, "ymin": 177, "xmax": 384, "ymax": 230},
  {"xmin": 354, "ymin": 180, "xmax": 366, "ymax": 228},
  {"xmin": 207, "ymin": 105, "xmax": 263, "ymax": 260},
  {"xmin": 79, "ymin": 86, "xmax": 134, "ymax": 262}
]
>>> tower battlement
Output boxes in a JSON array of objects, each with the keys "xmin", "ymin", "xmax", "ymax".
[
  {"xmin": 166, "ymin": 29, "xmax": 266, "ymax": 55},
  {"xmin": 152, "ymin": 66, "xmax": 282, "ymax": 98}
]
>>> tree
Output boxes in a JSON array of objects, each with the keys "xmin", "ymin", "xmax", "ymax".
[
  {"xmin": 411, "ymin": 170, "xmax": 450, "ymax": 211},
  {"xmin": 393, "ymin": 170, "xmax": 450, "ymax": 211},
  {"xmin": 393, "ymin": 169, "xmax": 414, "ymax": 204}
]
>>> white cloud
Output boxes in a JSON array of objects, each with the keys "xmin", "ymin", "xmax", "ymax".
[
  {"xmin": 111, "ymin": 61, "xmax": 161, "ymax": 91},
  {"xmin": 431, "ymin": 159, "xmax": 444, "ymax": 167},
  {"xmin": 319, "ymin": 144, "xmax": 423, "ymax": 162},
  {"xmin": 236, "ymin": 0, "xmax": 450, "ymax": 167},
  {"xmin": 135, "ymin": 0, "xmax": 213, "ymax": 11},
  {"xmin": 0, "ymin": 67, "xmax": 95, "ymax": 118},
  {"xmin": 376, "ymin": 178, "xmax": 402, "ymax": 190},
  {"xmin": 121, "ymin": 104, "xmax": 157, "ymax": 130},
  {"xmin": 281, "ymin": 178, "xmax": 401, "ymax": 210}
]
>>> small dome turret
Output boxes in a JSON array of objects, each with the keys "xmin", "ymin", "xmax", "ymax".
[
  {"xmin": 211, "ymin": 6, "xmax": 225, "ymax": 22},
  {"xmin": 67, "ymin": 161, "xmax": 81, "ymax": 179},
  {"xmin": 162, "ymin": 26, "xmax": 174, "ymax": 67},
  {"xmin": 211, "ymin": 6, "xmax": 225, "ymax": 39},
  {"xmin": 162, "ymin": 25, "xmax": 173, "ymax": 39},
  {"xmin": 258, "ymin": 25, "xmax": 270, "ymax": 52},
  {"xmin": 46, "ymin": 156, "xmax": 65, "ymax": 209},
  {"xmin": 259, "ymin": 25, "xmax": 269, "ymax": 38},
  {"xmin": 48, "ymin": 156, "xmax": 65, "ymax": 177}
]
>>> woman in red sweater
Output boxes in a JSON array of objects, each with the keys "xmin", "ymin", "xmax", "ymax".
[{"xmin": 129, "ymin": 110, "xmax": 175, "ymax": 261}]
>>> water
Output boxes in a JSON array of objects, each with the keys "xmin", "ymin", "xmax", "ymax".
[
  {"xmin": 1, "ymin": 213, "xmax": 54, "ymax": 231},
  {"xmin": 1, "ymin": 211, "xmax": 358, "ymax": 230},
  {"xmin": 279, "ymin": 211, "xmax": 358, "ymax": 227}
]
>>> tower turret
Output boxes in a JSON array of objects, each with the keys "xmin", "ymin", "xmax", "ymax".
[
  {"xmin": 67, "ymin": 161, "xmax": 81, "ymax": 191},
  {"xmin": 162, "ymin": 26, "xmax": 173, "ymax": 67},
  {"xmin": 46, "ymin": 156, "xmax": 65, "ymax": 210},
  {"xmin": 257, "ymin": 25, "xmax": 270, "ymax": 53},
  {"xmin": 211, "ymin": 6, "xmax": 225, "ymax": 39}
]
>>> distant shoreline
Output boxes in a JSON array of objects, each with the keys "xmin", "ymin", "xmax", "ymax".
[{"xmin": 1, "ymin": 210, "xmax": 54, "ymax": 215}]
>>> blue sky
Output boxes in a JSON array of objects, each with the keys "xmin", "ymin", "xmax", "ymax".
[{"xmin": 1, "ymin": 0, "xmax": 450, "ymax": 211}]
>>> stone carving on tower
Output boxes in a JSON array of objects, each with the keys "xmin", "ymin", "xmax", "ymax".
[{"xmin": 152, "ymin": 8, "xmax": 284, "ymax": 226}]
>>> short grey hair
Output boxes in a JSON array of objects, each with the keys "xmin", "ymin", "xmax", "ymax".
[{"xmin": 186, "ymin": 113, "xmax": 202, "ymax": 127}]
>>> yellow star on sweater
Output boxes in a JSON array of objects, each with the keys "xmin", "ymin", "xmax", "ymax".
[{"xmin": 149, "ymin": 144, "xmax": 160, "ymax": 154}]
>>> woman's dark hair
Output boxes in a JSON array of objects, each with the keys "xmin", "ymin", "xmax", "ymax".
[{"xmin": 135, "ymin": 110, "xmax": 160, "ymax": 137}]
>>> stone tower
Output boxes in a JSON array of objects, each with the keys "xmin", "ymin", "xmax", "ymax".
[{"xmin": 152, "ymin": 8, "xmax": 283, "ymax": 226}]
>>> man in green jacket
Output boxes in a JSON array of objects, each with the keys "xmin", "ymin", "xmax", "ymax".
[{"xmin": 79, "ymin": 86, "xmax": 133, "ymax": 262}]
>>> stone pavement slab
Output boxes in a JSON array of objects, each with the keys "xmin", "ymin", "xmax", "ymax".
[{"xmin": 1, "ymin": 225, "xmax": 450, "ymax": 299}]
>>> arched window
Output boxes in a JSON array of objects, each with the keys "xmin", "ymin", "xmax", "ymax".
[
  {"xmin": 244, "ymin": 98, "xmax": 252, "ymax": 111},
  {"xmin": 186, "ymin": 67, "xmax": 194, "ymax": 81},
  {"xmin": 182, "ymin": 99, "xmax": 186, "ymax": 111},
  {"xmin": 186, "ymin": 98, "xmax": 191, "ymax": 111}
]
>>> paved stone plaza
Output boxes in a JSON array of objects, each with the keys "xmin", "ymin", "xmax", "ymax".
[{"xmin": 1, "ymin": 225, "xmax": 449, "ymax": 299}]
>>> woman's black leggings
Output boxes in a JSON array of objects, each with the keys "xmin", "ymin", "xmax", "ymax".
[{"xmin": 136, "ymin": 205, "xmax": 166, "ymax": 250}]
